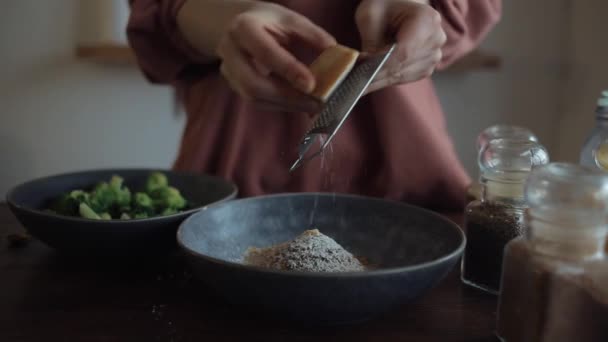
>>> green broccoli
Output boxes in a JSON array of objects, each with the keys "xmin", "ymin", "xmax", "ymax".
[
  {"xmin": 109, "ymin": 176, "xmax": 131, "ymax": 207},
  {"xmin": 69, "ymin": 190, "xmax": 90, "ymax": 203},
  {"xmin": 160, "ymin": 207, "xmax": 178, "ymax": 216},
  {"xmin": 99, "ymin": 212, "xmax": 112, "ymax": 220},
  {"xmin": 50, "ymin": 172, "xmax": 187, "ymax": 220},
  {"xmin": 88, "ymin": 183, "xmax": 111, "ymax": 213},
  {"xmin": 146, "ymin": 172, "xmax": 168, "ymax": 193},
  {"xmin": 132, "ymin": 192, "xmax": 155, "ymax": 216},
  {"xmin": 79, "ymin": 203, "xmax": 101, "ymax": 220},
  {"xmin": 88, "ymin": 176, "xmax": 131, "ymax": 214},
  {"xmin": 134, "ymin": 212, "xmax": 149, "ymax": 219},
  {"xmin": 50, "ymin": 190, "xmax": 90, "ymax": 216},
  {"xmin": 150, "ymin": 186, "xmax": 187, "ymax": 212}
]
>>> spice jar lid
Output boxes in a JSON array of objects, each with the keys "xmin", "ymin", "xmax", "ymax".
[
  {"xmin": 596, "ymin": 90, "xmax": 608, "ymax": 119},
  {"xmin": 526, "ymin": 163, "xmax": 608, "ymax": 223},
  {"xmin": 475, "ymin": 125, "xmax": 538, "ymax": 153},
  {"xmin": 525, "ymin": 163, "xmax": 608, "ymax": 257},
  {"xmin": 479, "ymin": 138, "xmax": 549, "ymax": 184},
  {"xmin": 598, "ymin": 90, "xmax": 608, "ymax": 107}
]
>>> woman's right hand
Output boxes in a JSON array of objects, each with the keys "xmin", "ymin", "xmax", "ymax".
[{"xmin": 179, "ymin": 1, "xmax": 336, "ymax": 113}]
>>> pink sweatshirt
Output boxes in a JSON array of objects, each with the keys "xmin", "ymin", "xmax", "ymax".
[{"xmin": 127, "ymin": 0, "xmax": 501, "ymax": 211}]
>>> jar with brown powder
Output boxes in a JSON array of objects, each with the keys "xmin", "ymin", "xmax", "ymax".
[
  {"xmin": 497, "ymin": 163, "xmax": 608, "ymax": 341},
  {"xmin": 461, "ymin": 138, "xmax": 549, "ymax": 294}
]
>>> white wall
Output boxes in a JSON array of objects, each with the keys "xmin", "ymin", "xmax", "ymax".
[
  {"xmin": 0, "ymin": 0, "xmax": 185, "ymax": 197},
  {"xmin": 435, "ymin": 0, "xmax": 571, "ymax": 176},
  {"xmin": 0, "ymin": 0, "xmax": 591, "ymax": 197}
]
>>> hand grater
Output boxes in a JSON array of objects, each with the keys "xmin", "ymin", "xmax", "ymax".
[{"xmin": 289, "ymin": 44, "xmax": 397, "ymax": 172}]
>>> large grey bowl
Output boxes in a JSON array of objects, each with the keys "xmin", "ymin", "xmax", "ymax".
[
  {"xmin": 177, "ymin": 193, "xmax": 465, "ymax": 324},
  {"xmin": 7, "ymin": 169, "xmax": 237, "ymax": 255}
]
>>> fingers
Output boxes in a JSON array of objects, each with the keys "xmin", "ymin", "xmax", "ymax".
[
  {"xmin": 263, "ymin": 74, "xmax": 323, "ymax": 112},
  {"xmin": 422, "ymin": 23, "xmax": 447, "ymax": 49},
  {"xmin": 366, "ymin": 51, "xmax": 441, "ymax": 94},
  {"xmin": 436, "ymin": 27, "xmax": 448, "ymax": 48},
  {"xmin": 216, "ymin": 4, "xmax": 339, "ymax": 113},
  {"xmin": 355, "ymin": 1, "xmax": 388, "ymax": 53},
  {"xmin": 284, "ymin": 13, "xmax": 337, "ymax": 51},
  {"xmin": 360, "ymin": 1, "xmax": 445, "ymax": 93},
  {"xmin": 372, "ymin": 40, "xmax": 440, "ymax": 81},
  {"xmin": 252, "ymin": 86, "xmax": 321, "ymax": 114},
  {"xmin": 218, "ymin": 38, "xmax": 321, "ymax": 113},
  {"xmin": 228, "ymin": 15, "xmax": 315, "ymax": 94},
  {"xmin": 395, "ymin": 4, "xmax": 443, "ymax": 49}
]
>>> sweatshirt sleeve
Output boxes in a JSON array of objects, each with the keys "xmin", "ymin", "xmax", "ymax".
[
  {"xmin": 127, "ymin": 0, "xmax": 208, "ymax": 84},
  {"xmin": 431, "ymin": 0, "xmax": 502, "ymax": 69}
]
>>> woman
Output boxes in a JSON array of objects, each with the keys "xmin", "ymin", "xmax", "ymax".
[{"xmin": 127, "ymin": 0, "xmax": 501, "ymax": 211}]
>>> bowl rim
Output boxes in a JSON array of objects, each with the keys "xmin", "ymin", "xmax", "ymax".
[
  {"xmin": 176, "ymin": 192, "xmax": 466, "ymax": 278},
  {"xmin": 5, "ymin": 168, "xmax": 238, "ymax": 223}
]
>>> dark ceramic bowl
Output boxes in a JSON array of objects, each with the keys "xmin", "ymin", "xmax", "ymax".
[
  {"xmin": 177, "ymin": 193, "xmax": 465, "ymax": 324},
  {"xmin": 7, "ymin": 169, "xmax": 237, "ymax": 255}
]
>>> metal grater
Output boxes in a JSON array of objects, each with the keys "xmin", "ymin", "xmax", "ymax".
[{"xmin": 289, "ymin": 44, "xmax": 396, "ymax": 172}]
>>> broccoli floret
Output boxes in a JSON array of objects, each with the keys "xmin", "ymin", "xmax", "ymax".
[
  {"xmin": 88, "ymin": 183, "xmax": 112, "ymax": 213},
  {"xmin": 99, "ymin": 212, "xmax": 112, "ymax": 220},
  {"xmin": 69, "ymin": 190, "xmax": 90, "ymax": 203},
  {"xmin": 79, "ymin": 203, "xmax": 101, "ymax": 220},
  {"xmin": 49, "ymin": 173, "xmax": 187, "ymax": 220},
  {"xmin": 50, "ymin": 190, "xmax": 90, "ymax": 216},
  {"xmin": 151, "ymin": 186, "xmax": 187, "ymax": 212},
  {"xmin": 88, "ymin": 176, "xmax": 131, "ymax": 214},
  {"xmin": 146, "ymin": 172, "xmax": 168, "ymax": 193},
  {"xmin": 160, "ymin": 207, "xmax": 178, "ymax": 216},
  {"xmin": 132, "ymin": 192, "xmax": 155, "ymax": 216},
  {"xmin": 109, "ymin": 176, "xmax": 131, "ymax": 208},
  {"xmin": 134, "ymin": 212, "xmax": 149, "ymax": 219}
]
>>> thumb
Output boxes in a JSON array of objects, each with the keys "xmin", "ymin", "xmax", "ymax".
[{"xmin": 355, "ymin": 3, "xmax": 389, "ymax": 53}]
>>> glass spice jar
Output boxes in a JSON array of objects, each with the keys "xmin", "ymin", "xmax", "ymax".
[
  {"xmin": 579, "ymin": 90, "xmax": 608, "ymax": 255},
  {"xmin": 497, "ymin": 163, "xmax": 608, "ymax": 342},
  {"xmin": 465, "ymin": 125, "xmax": 538, "ymax": 204},
  {"xmin": 461, "ymin": 138, "xmax": 549, "ymax": 294},
  {"xmin": 580, "ymin": 90, "xmax": 608, "ymax": 170}
]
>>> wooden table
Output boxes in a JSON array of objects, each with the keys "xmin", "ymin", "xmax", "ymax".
[{"xmin": 0, "ymin": 204, "xmax": 498, "ymax": 341}]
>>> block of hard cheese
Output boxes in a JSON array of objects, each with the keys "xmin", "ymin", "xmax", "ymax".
[{"xmin": 309, "ymin": 45, "xmax": 360, "ymax": 102}]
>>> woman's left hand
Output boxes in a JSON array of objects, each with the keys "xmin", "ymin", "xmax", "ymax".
[{"xmin": 355, "ymin": 0, "xmax": 447, "ymax": 93}]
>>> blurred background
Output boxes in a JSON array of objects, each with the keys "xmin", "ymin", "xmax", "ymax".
[{"xmin": 1, "ymin": 0, "xmax": 607, "ymax": 197}]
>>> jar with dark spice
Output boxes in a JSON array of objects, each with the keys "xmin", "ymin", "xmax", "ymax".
[
  {"xmin": 465, "ymin": 125, "xmax": 538, "ymax": 204},
  {"xmin": 497, "ymin": 163, "xmax": 608, "ymax": 342},
  {"xmin": 461, "ymin": 138, "xmax": 549, "ymax": 294}
]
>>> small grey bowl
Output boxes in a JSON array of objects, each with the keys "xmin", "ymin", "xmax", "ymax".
[
  {"xmin": 7, "ymin": 168, "xmax": 237, "ymax": 255},
  {"xmin": 177, "ymin": 193, "xmax": 465, "ymax": 324}
]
